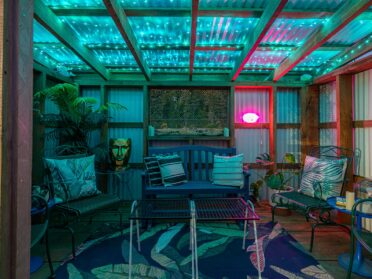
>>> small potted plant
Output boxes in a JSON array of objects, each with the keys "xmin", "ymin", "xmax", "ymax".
[{"xmin": 251, "ymin": 152, "xmax": 298, "ymax": 206}]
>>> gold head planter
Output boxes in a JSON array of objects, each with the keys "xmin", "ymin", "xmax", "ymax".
[{"xmin": 109, "ymin": 138, "xmax": 131, "ymax": 170}]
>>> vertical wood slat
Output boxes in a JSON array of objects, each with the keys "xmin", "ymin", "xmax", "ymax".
[
  {"xmin": 336, "ymin": 74, "xmax": 353, "ymax": 190},
  {"xmin": 1, "ymin": 0, "xmax": 33, "ymax": 278},
  {"xmin": 198, "ymin": 150, "xmax": 202, "ymax": 180},
  {"xmin": 269, "ymin": 86, "xmax": 276, "ymax": 169},
  {"xmin": 229, "ymin": 86, "xmax": 235, "ymax": 147},
  {"xmin": 205, "ymin": 151, "xmax": 210, "ymax": 181},
  {"xmin": 143, "ymin": 85, "xmax": 148, "ymax": 156},
  {"xmin": 300, "ymin": 85, "xmax": 320, "ymax": 163},
  {"xmin": 183, "ymin": 150, "xmax": 189, "ymax": 180},
  {"xmin": 190, "ymin": 150, "xmax": 195, "ymax": 180},
  {"xmin": 32, "ymin": 71, "xmax": 47, "ymax": 184}
]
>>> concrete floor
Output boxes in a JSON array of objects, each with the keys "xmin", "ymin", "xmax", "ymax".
[{"xmin": 31, "ymin": 200, "xmax": 367, "ymax": 279}]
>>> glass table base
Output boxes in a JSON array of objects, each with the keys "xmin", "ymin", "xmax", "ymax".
[{"xmin": 338, "ymin": 253, "xmax": 372, "ymax": 278}]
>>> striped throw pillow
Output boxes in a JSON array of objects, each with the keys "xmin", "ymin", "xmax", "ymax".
[
  {"xmin": 144, "ymin": 157, "xmax": 163, "ymax": 186},
  {"xmin": 300, "ymin": 155, "xmax": 347, "ymax": 200},
  {"xmin": 157, "ymin": 155, "xmax": 187, "ymax": 187},
  {"xmin": 212, "ymin": 154, "xmax": 244, "ymax": 188}
]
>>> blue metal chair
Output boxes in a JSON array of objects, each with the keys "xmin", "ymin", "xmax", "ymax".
[{"xmin": 347, "ymin": 198, "xmax": 372, "ymax": 279}]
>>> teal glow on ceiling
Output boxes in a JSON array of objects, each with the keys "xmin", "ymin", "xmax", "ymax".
[
  {"xmin": 60, "ymin": 16, "xmax": 126, "ymax": 44},
  {"xmin": 33, "ymin": 20, "xmax": 59, "ymax": 43},
  {"xmin": 129, "ymin": 17, "xmax": 190, "ymax": 46},
  {"xmin": 261, "ymin": 18, "xmax": 323, "ymax": 46},
  {"xmin": 43, "ymin": 0, "xmax": 104, "ymax": 8},
  {"xmin": 327, "ymin": 17, "xmax": 372, "ymax": 45},
  {"xmin": 143, "ymin": 50, "xmax": 189, "ymax": 67},
  {"xmin": 199, "ymin": 0, "xmax": 266, "ymax": 8},
  {"xmin": 121, "ymin": 0, "xmax": 190, "ymax": 8},
  {"xmin": 197, "ymin": 17, "xmax": 258, "ymax": 46},
  {"xmin": 244, "ymin": 50, "xmax": 290, "ymax": 68},
  {"xmin": 194, "ymin": 50, "xmax": 241, "ymax": 68},
  {"xmin": 91, "ymin": 50, "xmax": 138, "ymax": 68},
  {"xmin": 297, "ymin": 50, "xmax": 341, "ymax": 67}
]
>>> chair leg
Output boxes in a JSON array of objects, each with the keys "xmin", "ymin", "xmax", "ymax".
[
  {"xmin": 64, "ymin": 226, "xmax": 76, "ymax": 258},
  {"xmin": 271, "ymin": 205, "xmax": 277, "ymax": 223},
  {"xmin": 45, "ymin": 230, "xmax": 55, "ymax": 278},
  {"xmin": 310, "ymin": 223, "xmax": 318, "ymax": 252}
]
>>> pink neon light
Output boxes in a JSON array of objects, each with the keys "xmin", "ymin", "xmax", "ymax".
[{"xmin": 243, "ymin": 113, "xmax": 259, "ymax": 123}]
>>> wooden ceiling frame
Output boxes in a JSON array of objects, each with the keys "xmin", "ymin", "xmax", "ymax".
[
  {"xmin": 103, "ymin": 0, "xmax": 151, "ymax": 81},
  {"xmin": 51, "ymin": 7, "xmax": 372, "ymax": 20},
  {"xmin": 34, "ymin": 0, "xmax": 110, "ymax": 80},
  {"xmin": 229, "ymin": 0, "xmax": 288, "ymax": 81},
  {"xmin": 189, "ymin": 0, "xmax": 199, "ymax": 81},
  {"xmin": 273, "ymin": 0, "xmax": 372, "ymax": 81}
]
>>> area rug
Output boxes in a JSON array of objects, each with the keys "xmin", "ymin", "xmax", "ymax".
[{"xmin": 55, "ymin": 222, "xmax": 333, "ymax": 278}]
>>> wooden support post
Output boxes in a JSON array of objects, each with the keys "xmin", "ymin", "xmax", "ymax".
[
  {"xmin": 336, "ymin": 74, "xmax": 354, "ymax": 190},
  {"xmin": 32, "ymin": 71, "xmax": 47, "ymax": 184},
  {"xmin": 143, "ymin": 85, "xmax": 149, "ymax": 154},
  {"xmin": 300, "ymin": 85, "xmax": 319, "ymax": 163},
  {"xmin": 269, "ymin": 86, "xmax": 277, "ymax": 167},
  {"xmin": 229, "ymin": 86, "xmax": 235, "ymax": 147},
  {"xmin": 0, "ymin": 0, "xmax": 34, "ymax": 278}
]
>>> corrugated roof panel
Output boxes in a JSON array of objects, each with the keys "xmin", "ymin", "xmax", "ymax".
[
  {"xmin": 34, "ymin": 45, "xmax": 84, "ymax": 65},
  {"xmin": 121, "ymin": 0, "xmax": 191, "ymax": 8},
  {"xmin": 59, "ymin": 16, "xmax": 126, "ymax": 44},
  {"xmin": 91, "ymin": 49, "xmax": 139, "ymax": 68},
  {"xmin": 143, "ymin": 50, "xmax": 189, "ymax": 67},
  {"xmin": 42, "ymin": 0, "xmax": 104, "ymax": 8},
  {"xmin": 197, "ymin": 17, "xmax": 258, "ymax": 46},
  {"xmin": 199, "ymin": 0, "xmax": 267, "ymax": 9},
  {"xmin": 33, "ymin": 20, "xmax": 59, "ymax": 43},
  {"xmin": 327, "ymin": 17, "xmax": 372, "ymax": 45},
  {"xmin": 284, "ymin": 0, "xmax": 345, "ymax": 10},
  {"xmin": 261, "ymin": 18, "xmax": 322, "ymax": 46},
  {"xmin": 244, "ymin": 50, "xmax": 289, "ymax": 67},
  {"xmin": 195, "ymin": 50, "xmax": 241, "ymax": 68},
  {"xmin": 298, "ymin": 50, "xmax": 340, "ymax": 67},
  {"xmin": 129, "ymin": 17, "xmax": 190, "ymax": 46}
]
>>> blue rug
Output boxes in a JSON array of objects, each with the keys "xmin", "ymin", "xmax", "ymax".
[{"xmin": 55, "ymin": 222, "xmax": 333, "ymax": 278}]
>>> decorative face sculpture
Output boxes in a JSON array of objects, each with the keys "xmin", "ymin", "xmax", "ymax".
[{"xmin": 109, "ymin": 138, "xmax": 131, "ymax": 170}]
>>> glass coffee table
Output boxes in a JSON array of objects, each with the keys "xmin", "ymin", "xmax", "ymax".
[{"xmin": 129, "ymin": 197, "xmax": 261, "ymax": 279}]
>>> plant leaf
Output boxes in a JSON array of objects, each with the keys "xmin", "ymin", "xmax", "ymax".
[{"xmin": 155, "ymin": 223, "xmax": 184, "ymax": 253}]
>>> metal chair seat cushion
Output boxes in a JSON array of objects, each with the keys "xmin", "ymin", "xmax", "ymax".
[
  {"xmin": 274, "ymin": 191, "xmax": 330, "ymax": 210},
  {"xmin": 56, "ymin": 193, "xmax": 121, "ymax": 216}
]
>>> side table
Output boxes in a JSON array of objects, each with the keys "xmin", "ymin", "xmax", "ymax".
[{"xmin": 327, "ymin": 196, "xmax": 372, "ymax": 277}]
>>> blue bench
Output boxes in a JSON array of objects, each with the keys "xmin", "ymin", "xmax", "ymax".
[{"xmin": 142, "ymin": 145, "xmax": 250, "ymax": 199}]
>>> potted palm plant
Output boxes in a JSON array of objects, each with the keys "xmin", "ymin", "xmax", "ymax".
[{"xmin": 34, "ymin": 83, "xmax": 126, "ymax": 161}]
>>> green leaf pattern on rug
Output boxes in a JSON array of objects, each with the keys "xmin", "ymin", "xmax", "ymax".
[
  {"xmin": 270, "ymin": 265, "xmax": 304, "ymax": 278},
  {"xmin": 67, "ymin": 263, "xmax": 84, "ymax": 279},
  {"xmin": 180, "ymin": 236, "xmax": 230, "ymax": 265},
  {"xmin": 91, "ymin": 263, "xmax": 170, "ymax": 279},
  {"xmin": 140, "ymin": 224, "xmax": 169, "ymax": 242},
  {"xmin": 301, "ymin": 265, "xmax": 334, "ymax": 279},
  {"xmin": 150, "ymin": 247, "xmax": 181, "ymax": 274},
  {"xmin": 155, "ymin": 223, "xmax": 184, "ymax": 253},
  {"xmin": 122, "ymin": 239, "xmax": 149, "ymax": 265},
  {"xmin": 197, "ymin": 225, "xmax": 244, "ymax": 237}
]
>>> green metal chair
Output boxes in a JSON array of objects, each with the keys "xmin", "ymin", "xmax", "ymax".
[
  {"xmin": 347, "ymin": 198, "xmax": 372, "ymax": 279},
  {"xmin": 271, "ymin": 145, "xmax": 360, "ymax": 252}
]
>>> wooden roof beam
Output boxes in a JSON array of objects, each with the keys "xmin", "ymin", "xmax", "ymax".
[
  {"xmin": 273, "ymin": 0, "xmax": 372, "ymax": 81},
  {"xmin": 34, "ymin": 0, "xmax": 110, "ymax": 80},
  {"xmin": 103, "ymin": 0, "xmax": 151, "ymax": 81},
  {"xmin": 51, "ymin": 7, "xmax": 372, "ymax": 20},
  {"xmin": 230, "ymin": 0, "xmax": 288, "ymax": 81},
  {"xmin": 189, "ymin": 0, "xmax": 199, "ymax": 81}
]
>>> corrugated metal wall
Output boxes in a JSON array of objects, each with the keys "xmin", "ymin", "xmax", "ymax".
[
  {"xmin": 354, "ymin": 69, "xmax": 372, "ymax": 178},
  {"xmin": 319, "ymin": 81, "xmax": 337, "ymax": 146},
  {"xmin": 276, "ymin": 129, "xmax": 301, "ymax": 163},
  {"xmin": 108, "ymin": 87, "xmax": 144, "ymax": 122},
  {"xmin": 234, "ymin": 87, "xmax": 269, "ymax": 123},
  {"xmin": 234, "ymin": 87, "xmax": 269, "ymax": 163},
  {"xmin": 81, "ymin": 86, "xmax": 101, "ymax": 148}
]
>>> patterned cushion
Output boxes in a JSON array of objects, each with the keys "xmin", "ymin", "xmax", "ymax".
[
  {"xmin": 44, "ymin": 155, "xmax": 100, "ymax": 202},
  {"xmin": 157, "ymin": 154, "xmax": 187, "ymax": 187},
  {"xmin": 212, "ymin": 154, "xmax": 244, "ymax": 188},
  {"xmin": 299, "ymin": 155, "xmax": 347, "ymax": 200},
  {"xmin": 144, "ymin": 156, "xmax": 163, "ymax": 186}
]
